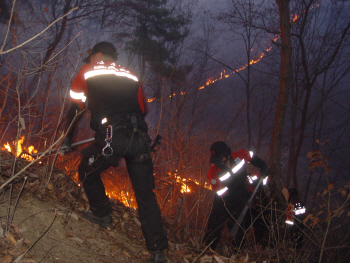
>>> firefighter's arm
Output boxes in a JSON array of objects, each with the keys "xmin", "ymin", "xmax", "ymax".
[
  {"xmin": 61, "ymin": 102, "xmax": 83, "ymax": 153},
  {"xmin": 137, "ymin": 82, "xmax": 147, "ymax": 115},
  {"xmin": 250, "ymin": 155, "xmax": 269, "ymax": 178},
  {"xmin": 61, "ymin": 67, "xmax": 87, "ymax": 152},
  {"xmin": 207, "ymin": 165, "xmax": 222, "ymax": 192}
]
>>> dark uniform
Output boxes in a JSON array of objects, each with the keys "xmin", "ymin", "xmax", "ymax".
[
  {"xmin": 64, "ymin": 42, "xmax": 168, "ymax": 262},
  {"xmin": 204, "ymin": 141, "xmax": 269, "ymax": 250}
]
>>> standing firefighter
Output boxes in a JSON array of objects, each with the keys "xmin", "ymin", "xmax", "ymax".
[
  {"xmin": 63, "ymin": 42, "xmax": 168, "ymax": 263},
  {"xmin": 285, "ymin": 188, "xmax": 306, "ymax": 249},
  {"xmin": 204, "ymin": 141, "xmax": 269, "ymax": 250}
]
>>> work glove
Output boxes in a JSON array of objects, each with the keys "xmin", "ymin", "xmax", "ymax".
[{"xmin": 60, "ymin": 135, "xmax": 73, "ymax": 154}]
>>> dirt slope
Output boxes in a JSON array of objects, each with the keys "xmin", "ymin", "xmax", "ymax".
[{"xmin": 0, "ymin": 160, "xmax": 187, "ymax": 263}]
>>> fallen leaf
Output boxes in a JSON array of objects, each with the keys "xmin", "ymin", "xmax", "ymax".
[
  {"xmin": 46, "ymin": 183, "xmax": 55, "ymax": 192},
  {"xmin": 200, "ymin": 255, "xmax": 213, "ymax": 263},
  {"xmin": 282, "ymin": 187, "xmax": 289, "ymax": 201},
  {"xmin": 5, "ymin": 232, "xmax": 17, "ymax": 245},
  {"xmin": 15, "ymin": 238, "xmax": 25, "ymax": 252},
  {"xmin": 123, "ymin": 250, "xmax": 131, "ymax": 257},
  {"xmin": 311, "ymin": 217, "xmax": 320, "ymax": 228},
  {"xmin": 177, "ymin": 250, "xmax": 185, "ymax": 257},
  {"xmin": 28, "ymin": 173, "xmax": 39, "ymax": 178},
  {"xmin": 133, "ymin": 217, "xmax": 141, "ymax": 227}
]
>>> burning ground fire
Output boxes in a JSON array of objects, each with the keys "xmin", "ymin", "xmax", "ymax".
[
  {"xmin": 71, "ymin": 171, "xmax": 212, "ymax": 210},
  {"xmin": 1, "ymin": 136, "xmax": 211, "ymax": 211},
  {"xmin": 2, "ymin": 136, "xmax": 37, "ymax": 161}
]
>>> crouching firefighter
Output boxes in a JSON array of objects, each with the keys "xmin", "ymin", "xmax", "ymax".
[
  {"xmin": 62, "ymin": 42, "xmax": 168, "ymax": 263},
  {"xmin": 285, "ymin": 188, "xmax": 306, "ymax": 249},
  {"xmin": 203, "ymin": 141, "xmax": 269, "ymax": 251}
]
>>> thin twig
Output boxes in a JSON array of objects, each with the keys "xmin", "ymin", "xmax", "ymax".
[
  {"xmin": 38, "ymin": 245, "xmax": 57, "ymax": 263},
  {"xmin": 108, "ymin": 208, "xmax": 127, "ymax": 231},
  {"xmin": 14, "ymin": 210, "xmax": 57, "ymax": 263},
  {"xmin": 45, "ymin": 109, "xmax": 85, "ymax": 189},
  {"xmin": 17, "ymin": 209, "xmax": 57, "ymax": 226},
  {"xmin": 5, "ymin": 184, "xmax": 13, "ymax": 233},
  {"xmin": 0, "ymin": 0, "xmax": 17, "ymax": 53},
  {"xmin": 192, "ymin": 239, "xmax": 216, "ymax": 263},
  {"xmin": 0, "ymin": 7, "xmax": 79, "ymax": 55},
  {"xmin": 8, "ymin": 176, "xmax": 28, "ymax": 228}
]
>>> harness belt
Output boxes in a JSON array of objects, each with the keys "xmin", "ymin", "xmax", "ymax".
[{"xmin": 100, "ymin": 113, "xmax": 151, "ymax": 158}]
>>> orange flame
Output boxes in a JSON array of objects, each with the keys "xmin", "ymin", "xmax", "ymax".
[
  {"xmin": 4, "ymin": 142, "xmax": 11, "ymax": 152},
  {"xmin": 2, "ymin": 136, "xmax": 37, "ymax": 161}
]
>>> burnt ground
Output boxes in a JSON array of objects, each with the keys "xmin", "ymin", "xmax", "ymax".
[{"xmin": 0, "ymin": 150, "xmax": 257, "ymax": 263}]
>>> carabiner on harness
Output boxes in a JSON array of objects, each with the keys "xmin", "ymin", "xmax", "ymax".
[{"xmin": 102, "ymin": 125, "xmax": 113, "ymax": 157}]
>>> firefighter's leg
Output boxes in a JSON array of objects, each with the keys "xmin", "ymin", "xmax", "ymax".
[
  {"xmin": 204, "ymin": 196, "xmax": 229, "ymax": 249},
  {"xmin": 126, "ymin": 157, "xmax": 168, "ymax": 251},
  {"xmin": 226, "ymin": 200, "xmax": 247, "ymax": 249},
  {"xmin": 78, "ymin": 154, "xmax": 112, "ymax": 217}
]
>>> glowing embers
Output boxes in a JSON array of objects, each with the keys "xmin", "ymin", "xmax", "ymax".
[
  {"xmin": 70, "ymin": 90, "xmax": 86, "ymax": 103},
  {"xmin": 2, "ymin": 135, "xmax": 37, "ymax": 161}
]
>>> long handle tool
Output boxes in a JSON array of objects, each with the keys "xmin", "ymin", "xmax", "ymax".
[
  {"xmin": 32, "ymin": 137, "xmax": 95, "ymax": 157},
  {"xmin": 229, "ymin": 176, "xmax": 264, "ymax": 238}
]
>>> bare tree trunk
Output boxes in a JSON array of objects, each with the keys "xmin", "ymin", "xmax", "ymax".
[{"xmin": 269, "ymin": 0, "xmax": 292, "ymax": 194}]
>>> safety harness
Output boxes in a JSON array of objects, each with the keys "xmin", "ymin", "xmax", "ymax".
[{"xmin": 100, "ymin": 113, "xmax": 152, "ymax": 161}]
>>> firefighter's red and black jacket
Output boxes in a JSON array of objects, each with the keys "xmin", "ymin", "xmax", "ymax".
[
  {"xmin": 207, "ymin": 149, "xmax": 268, "ymax": 197},
  {"xmin": 69, "ymin": 61, "xmax": 146, "ymax": 131}
]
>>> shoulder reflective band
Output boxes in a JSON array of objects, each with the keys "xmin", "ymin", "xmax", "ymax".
[
  {"xmin": 219, "ymin": 159, "xmax": 246, "ymax": 182},
  {"xmin": 70, "ymin": 90, "xmax": 86, "ymax": 102},
  {"xmin": 217, "ymin": 187, "xmax": 228, "ymax": 196},
  {"xmin": 285, "ymin": 220, "xmax": 294, "ymax": 225},
  {"xmin": 101, "ymin": 118, "xmax": 107, "ymax": 124},
  {"xmin": 249, "ymin": 151, "xmax": 254, "ymax": 158},
  {"xmin": 84, "ymin": 65, "xmax": 138, "ymax": 82}
]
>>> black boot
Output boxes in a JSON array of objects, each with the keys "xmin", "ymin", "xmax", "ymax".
[
  {"xmin": 81, "ymin": 210, "xmax": 113, "ymax": 229},
  {"xmin": 149, "ymin": 250, "xmax": 167, "ymax": 263}
]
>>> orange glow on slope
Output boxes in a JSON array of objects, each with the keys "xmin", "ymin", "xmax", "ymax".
[
  {"xmin": 146, "ymin": 36, "xmax": 278, "ymax": 103},
  {"xmin": 291, "ymin": 3, "xmax": 320, "ymax": 23},
  {"xmin": 70, "ymin": 171, "xmax": 138, "ymax": 209},
  {"xmin": 198, "ymin": 37, "xmax": 278, "ymax": 90}
]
